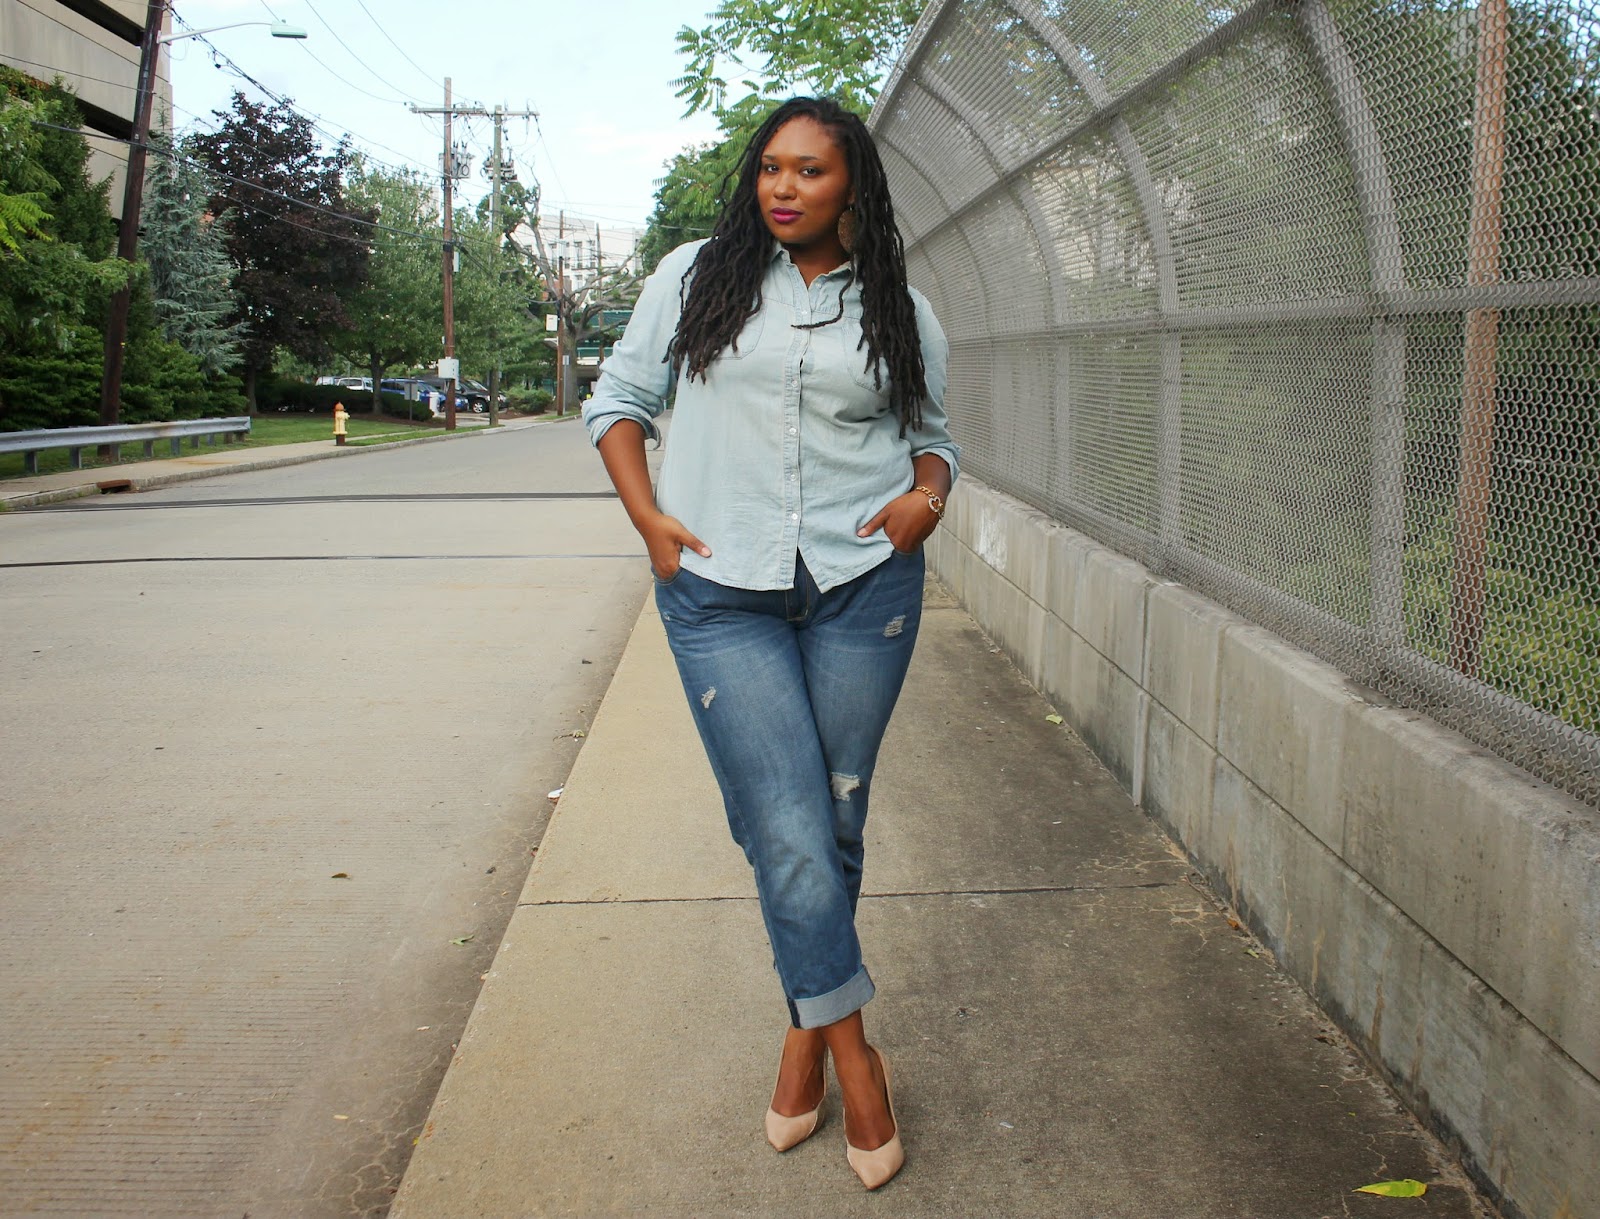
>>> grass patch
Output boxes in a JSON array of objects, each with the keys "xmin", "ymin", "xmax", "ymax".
[{"xmin": 0, "ymin": 415, "xmax": 442, "ymax": 481}]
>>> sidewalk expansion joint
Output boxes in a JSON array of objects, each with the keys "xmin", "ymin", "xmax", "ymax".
[{"xmin": 519, "ymin": 880, "xmax": 1181, "ymax": 909}]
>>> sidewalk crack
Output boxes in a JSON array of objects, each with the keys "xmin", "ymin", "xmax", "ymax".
[{"xmin": 519, "ymin": 880, "xmax": 1181, "ymax": 909}]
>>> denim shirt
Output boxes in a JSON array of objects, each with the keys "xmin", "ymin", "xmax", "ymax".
[{"xmin": 583, "ymin": 239, "xmax": 960, "ymax": 593}]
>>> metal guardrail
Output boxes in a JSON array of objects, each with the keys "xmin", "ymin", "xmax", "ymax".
[
  {"xmin": 871, "ymin": 0, "xmax": 1600, "ymax": 808},
  {"xmin": 0, "ymin": 418, "xmax": 252, "ymax": 475}
]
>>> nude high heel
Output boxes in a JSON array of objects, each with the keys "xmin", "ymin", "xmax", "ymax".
[
  {"xmin": 845, "ymin": 1045, "xmax": 903, "ymax": 1189},
  {"xmin": 765, "ymin": 1046, "xmax": 827, "ymax": 1151}
]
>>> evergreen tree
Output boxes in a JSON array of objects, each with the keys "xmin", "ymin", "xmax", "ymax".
[{"xmin": 140, "ymin": 132, "xmax": 244, "ymax": 378}]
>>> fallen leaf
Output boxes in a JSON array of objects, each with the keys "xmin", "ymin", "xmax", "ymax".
[
  {"xmin": 451, "ymin": 935, "xmax": 475, "ymax": 946},
  {"xmin": 331, "ymin": 872, "xmax": 350, "ymax": 879},
  {"xmin": 333, "ymin": 1114, "xmax": 349, "ymax": 1121},
  {"xmin": 1045, "ymin": 714, "xmax": 1064, "ymax": 725},
  {"xmin": 1354, "ymin": 1180, "xmax": 1427, "ymax": 1198}
]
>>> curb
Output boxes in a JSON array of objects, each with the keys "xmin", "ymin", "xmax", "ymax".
[{"xmin": 0, "ymin": 416, "xmax": 576, "ymax": 512}]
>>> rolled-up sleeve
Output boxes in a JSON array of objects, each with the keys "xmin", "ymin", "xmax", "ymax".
[
  {"xmin": 582, "ymin": 240, "xmax": 705, "ymax": 448},
  {"xmin": 908, "ymin": 289, "xmax": 960, "ymax": 483}
]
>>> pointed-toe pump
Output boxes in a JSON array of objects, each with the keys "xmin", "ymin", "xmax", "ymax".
[
  {"xmin": 845, "ymin": 1046, "xmax": 904, "ymax": 1190},
  {"xmin": 765, "ymin": 1047, "xmax": 828, "ymax": 1151}
]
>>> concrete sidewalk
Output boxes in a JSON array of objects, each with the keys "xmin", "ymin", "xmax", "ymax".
[{"xmin": 391, "ymin": 582, "xmax": 1491, "ymax": 1218}]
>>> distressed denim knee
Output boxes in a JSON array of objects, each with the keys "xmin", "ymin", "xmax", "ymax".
[{"xmin": 655, "ymin": 550, "xmax": 923, "ymax": 1028}]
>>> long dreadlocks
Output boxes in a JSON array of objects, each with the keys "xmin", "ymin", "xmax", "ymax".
[{"xmin": 666, "ymin": 97, "xmax": 929, "ymax": 434}]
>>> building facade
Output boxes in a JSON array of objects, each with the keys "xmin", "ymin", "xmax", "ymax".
[{"xmin": 1, "ymin": 0, "xmax": 172, "ymax": 221}]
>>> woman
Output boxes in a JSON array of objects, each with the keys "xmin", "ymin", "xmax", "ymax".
[{"xmin": 582, "ymin": 96, "xmax": 957, "ymax": 1190}]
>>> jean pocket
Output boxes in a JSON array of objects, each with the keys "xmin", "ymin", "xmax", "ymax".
[{"xmin": 651, "ymin": 564, "xmax": 683, "ymax": 585}]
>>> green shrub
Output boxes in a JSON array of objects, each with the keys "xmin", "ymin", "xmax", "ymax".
[
  {"xmin": 510, "ymin": 387, "xmax": 553, "ymax": 413},
  {"xmin": 0, "ymin": 323, "xmax": 101, "ymax": 430},
  {"xmin": 1406, "ymin": 513, "xmax": 1600, "ymax": 733}
]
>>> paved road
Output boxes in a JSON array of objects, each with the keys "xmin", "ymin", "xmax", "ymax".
[{"xmin": 0, "ymin": 420, "xmax": 650, "ymax": 1217}]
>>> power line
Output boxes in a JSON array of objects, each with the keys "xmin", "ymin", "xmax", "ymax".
[
  {"xmin": 35, "ymin": 121, "xmax": 447, "ymax": 247},
  {"xmin": 1, "ymin": 52, "xmax": 230, "ymax": 142},
  {"xmin": 301, "ymin": 0, "xmax": 430, "ymax": 106},
  {"xmin": 171, "ymin": 11, "xmax": 434, "ymax": 181},
  {"xmin": 261, "ymin": 5, "xmax": 414, "ymax": 106},
  {"xmin": 1, "ymin": 52, "xmax": 139, "ymax": 95},
  {"xmin": 257, "ymin": 0, "xmax": 419, "ymax": 107},
  {"xmin": 352, "ymin": 0, "xmax": 444, "ymax": 91}
]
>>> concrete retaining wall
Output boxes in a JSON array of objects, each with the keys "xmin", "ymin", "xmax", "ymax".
[{"xmin": 927, "ymin": 473, "xmax": 1600, "ymax": 1219}]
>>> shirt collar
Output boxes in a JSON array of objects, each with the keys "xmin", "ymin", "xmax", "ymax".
[{"xmin": 770, "ymin": 241, "xmax": 854, "ymax": 280}]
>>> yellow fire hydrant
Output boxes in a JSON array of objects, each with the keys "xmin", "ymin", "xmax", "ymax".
[{"xmin": 333, "ymin": 401, "xmax": 348, "ymax": 446}]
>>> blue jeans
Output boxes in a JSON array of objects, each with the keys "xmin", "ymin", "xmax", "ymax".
[{"xmin": 654, "ymin": 549, "xmax": 925, "ymax": 1029}]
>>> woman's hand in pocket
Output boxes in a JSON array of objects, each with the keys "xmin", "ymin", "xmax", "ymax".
[
  {"xmin": 638, "ymin": 511, "xmax": 710, "ymax": 579},
  {"xmin": 858, "ymin": 492, "xmax": 939, "ymax": 554}
]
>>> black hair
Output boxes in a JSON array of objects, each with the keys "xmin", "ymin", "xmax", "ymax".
[{"xmin": 666, "ymin": 96, "xmax": 929, "ymax": 433}]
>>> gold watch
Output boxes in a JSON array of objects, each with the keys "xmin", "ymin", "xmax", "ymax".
[{"xmin": 913, "ymin": 485, "xmax": 945, "ymax": 517}]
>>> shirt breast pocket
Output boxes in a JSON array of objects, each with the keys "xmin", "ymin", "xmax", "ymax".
[
  {"xmin": 722, "ymin": 309, "xmax": 766, "ymax": 360},
  {"xmin": 838, "ymin": 304, "xmax": 889, "ymax": 396}
]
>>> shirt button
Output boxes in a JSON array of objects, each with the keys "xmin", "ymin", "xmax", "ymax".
[
  {"xmin": 791, "ymin": 513, "xmax": 799, "ymax": 521},
  {"xmin": 788, "ymin": 427, "xmax": 796, "ymax": 435}
]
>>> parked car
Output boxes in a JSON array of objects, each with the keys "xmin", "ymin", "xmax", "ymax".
[
  {"xmin": 380, "ymin": 378, "xmax": 440, "ymax": 414},
  {"xmin": 417, "ymin": 374, "xmax": 488, "ymax": 412}
]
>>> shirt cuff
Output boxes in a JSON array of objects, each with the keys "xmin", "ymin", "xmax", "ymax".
[
  {"xmin": 912, "ymin": 442, "xmax": 960, "ymax": 485},
  {"xmin": 585, "ymin": 406, "xmax": 661, "ymax": 449}
]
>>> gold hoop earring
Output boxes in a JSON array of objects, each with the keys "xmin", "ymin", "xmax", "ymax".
[{"xmin": 838, "ymin": 205, "xmax": 857, "ymax": 255}]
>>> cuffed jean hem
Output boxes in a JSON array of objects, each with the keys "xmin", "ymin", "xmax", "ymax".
[{"xmin": 788, "ymin": 965, "xmax": 875, "ymax": 1030}]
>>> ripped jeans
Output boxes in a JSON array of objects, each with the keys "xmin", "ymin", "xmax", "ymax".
[{"xmin": 654, "ymin": 548, "xmax": 924, "ymax": 1029}]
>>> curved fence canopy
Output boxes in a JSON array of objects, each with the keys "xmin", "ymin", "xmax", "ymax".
[{"xmin": 872, "ymin": 0, "xmax": 1600, "ymax": 807}]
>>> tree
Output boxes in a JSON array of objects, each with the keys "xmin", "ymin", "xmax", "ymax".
[
  {"xmin": 190, "ymin": 93, "xmax": 373, "ymax": 411},
  {"xmin": 0, "ymin": 68, "xmax": 131, "ymax": 430},
  {"xmin": 635, "ymin": 129, "xmax": 751, "ymax": 274},
  {"xmin": 673, "ymin": 0, "xmax": 925, "ymax": 117},
  {"xmin": 641, "ymin": 1, "xmax": 919, "ymax": 274},
  {"xmin": 140, "ymin": 131, "xmax": 244, "ymax": 377},
  {"xmin": 519, "ymin": 221, "xmax": 644, "ymax": 412},
  {"xmin": 338, "ymin": 163, "xmax": 441, "ymax": 412}
]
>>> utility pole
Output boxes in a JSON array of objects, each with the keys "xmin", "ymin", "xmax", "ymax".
[
  {"xmin": 484, "ymin": 102, "xmax": 535, "ymax": 426},
  {"xmin": 409, "ymin": 81, "xmax": 487, "ymax": 432},
  {"xmin": 98, "ymin": 0, "xmax": 166, "ymax": 451},
  {"xmin": 555, "ymin": 209, "xmax": 567, "ymax": 416},
  {"xmin": 488, "ymin": 104, "xmax": 503, "ymax": 427},
  {"xmin": 441, "ymin": 78, "xmax": 457, "ymax": 431}
]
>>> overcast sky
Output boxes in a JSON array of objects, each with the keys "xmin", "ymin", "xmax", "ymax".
[{"xmin": 164, "ymin": 0, "xmax": 729, "ymax": 228}]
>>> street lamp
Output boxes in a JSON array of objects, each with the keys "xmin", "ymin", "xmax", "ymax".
[
  {"xmin": 98, "ymin": 4, "xmax": 308, "ymax": 440},
  {"xmin": 160, "ymin": 21, "xmax": 308, "ymax": 43}
]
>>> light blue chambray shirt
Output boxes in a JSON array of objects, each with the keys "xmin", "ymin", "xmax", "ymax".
[{"xmin": 583, "ymin": 239, "xmax": 960, "ymax": 593}]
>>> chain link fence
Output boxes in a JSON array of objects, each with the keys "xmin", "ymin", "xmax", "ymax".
[{"xmin": 872, "ymin": 0, "xmax": 1600, "ymax": 807}]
